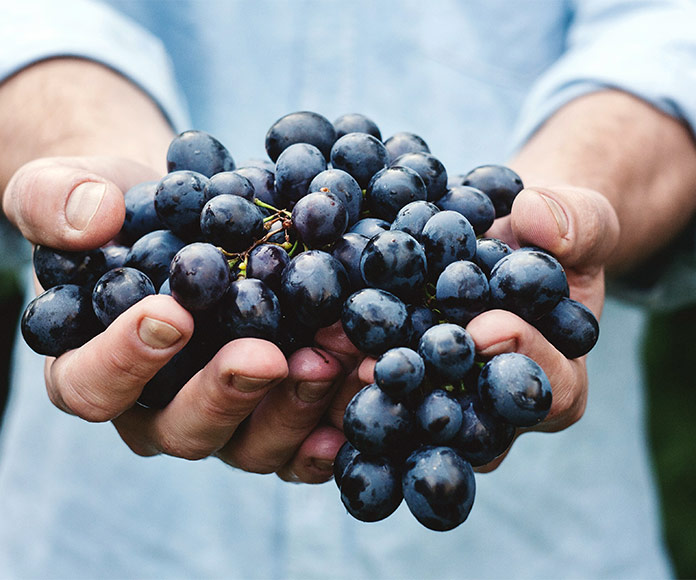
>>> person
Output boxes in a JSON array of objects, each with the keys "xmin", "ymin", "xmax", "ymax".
[{"xmin": 0, "ymin": 1, "xmax": 695, "ymax": 577}]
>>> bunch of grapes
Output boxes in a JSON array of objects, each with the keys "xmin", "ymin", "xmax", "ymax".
[{"xmin": 20, "ymin": 111, "xmax": 600, "ymax": 530}]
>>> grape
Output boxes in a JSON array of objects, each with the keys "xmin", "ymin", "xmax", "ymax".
[
  {"xmin": 333, "ymin": 440, "xmax": 360, "ymax": 488},
  {"xmin": 343, "ymin": 383, "xmax": 414, "ymax": 457},
  {"xmin": 402, "ymin": 446, "xmax": 476, "ymax": 532},
  {"xmin": 462, "ymin": 164, "xmax": 523, "ymax": 218},
  {"xmin": 532, "ymin": 296, "xmax": 599, "ymax": 359},
  {"xmin": 204, "ymin": 171, "xmax": 255, "ymax": 201},
  {"xmin": 217, "ymin": 278, "xmax": 282, "ymax": 342},
  {"xmin": 166, "ymin": 129, "xmax": 235, "ymax": 177},
  {"xmin": 374, "ymin": 347, "xmax": 425, "ymax": 400},
  {"xmin": 348, "ymin": 217, "xmax": 390, "ymax": 239},
  {"xmin": 246, "ymin": 244, "xmax": 290, "ymax": 295},
  {"xmin": 391, "ymin": 152, "xmax": 448, "ymax": 202},
  {"xmin": 21, "ymin": 284, "xmax": 102, "ymax": 357},
  {"xmin": 390, "ymin": 200, "xmax": 440, "ymax": 243},
  {"xmin": 169, "ymin": 242, "xmax": 231, "ymax": 311},
  {"xmin": 365, "ymin": 166, "xmax": 428, "ymax": 222},
  {"xmin": 308, "ymin": 168, "xmax": 363, "ymax": 225},
  {"xmin": 333, "ymin": 113, "xmax": 382, "ymax": 140},
  {"xmin": 102, "ymin": 244, "xmax": 129, "ymax": 270},
  {"xmin": 265, "ymin": 110, "xmax": 336, "ymax": 162},
  {"xmin": 233, "ymin": 166, "xmax": 280, "ymax": 207},
  {"xmin": 383, "ymin": 131, "xmax": 430, "ymax": 163},
  {"xmin": 280, "ymin": 250, "xmax": 350, "ymax": 329},
  {"xmin": 421, "ymin": 210, "xmax": 477, "ymax": 280},
  {"xmin": 474, "ymin": 237, "xmax": 512, "ymax": 276},
  {"xmin": 274, "ymin": 142, "xmax": 327, "ymax": 205},
  {"xmin": 291, "ymin": 190, "xmax": 348, "ymax": 248},
  {"xmin": 406, "ymin": 304, "xmax": 439, "ymax": 349},
  {"xmin": 154, "ymin": 170, "xmax": 211, "ymax": 241},
  {"xmin": 418, "ymin": 323, "xmax": 475, "ymax": 384},
  {"xmin": 339, "ymin": 454, "xmax": 403, "ymax": 522},
  {"xmin": 200, "ymin": 194, "xmax": 265, "ymax": 252},
  {"xmin": 416, "ymin": 389, "xmax": 464, "ymax": 445},
  {"xmin": 92, "ymin": 267, "xmax": 156, "ymax": 326},
  {"xmin": 33, "ymin": 245, "xmax": 107, "ymax": 290},
  {"xmin": 124, "ymin": 229, "xmax": 186, "ymax": 289},
  {"xmin": 330, "ymin": 132, "xmax": 389, "ymax": 189},
  {"xmin": 436, "ymin": 185, "xmax": 495, "ymax": 236},
  {"xmin": 489, "ymin": 248, "xmax": 569, "ymax": 321},
  {"xmin": 478, "ymin": 352, "xmax": 552, "ymax": 427},
  {"xmin": 120, "ymin": 180, "xmax": 164, "ymax": 245},
  {"xmin": 359, "ymin": 230, "xmax": 427, "ymax": 302},
  {"xmin": 435, "ymin": 260, "xmax": 489, "ymax": 325},
  {"xmin": 330, "ymin": 232, "xmax": 369, "ymax": 291},
  {"xmin": 137, "ymin": 343, "xmax": 203, "ymax": 409}
]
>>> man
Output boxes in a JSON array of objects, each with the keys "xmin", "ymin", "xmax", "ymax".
[{"xmin": 0, "ymin": 1, "xmax": 695, "ymax": 577}]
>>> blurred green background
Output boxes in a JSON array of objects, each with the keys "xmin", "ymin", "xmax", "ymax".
[{"xmin": 0, "ymin": 230, "xmax": 693, "ymax": 578}]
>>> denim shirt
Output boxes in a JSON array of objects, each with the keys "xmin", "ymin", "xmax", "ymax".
[{"xmin": 1, "ymin": 1, "xmax": 695, "ymax": 577}]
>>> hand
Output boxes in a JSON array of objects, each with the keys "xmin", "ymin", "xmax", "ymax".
[
  {"xmin": 358, "ymin": 185, "xmax": 620, "ymax": 471},
  {"xmin": 3, "ymin": 156, "xmax": 354, "ymax": 483}
]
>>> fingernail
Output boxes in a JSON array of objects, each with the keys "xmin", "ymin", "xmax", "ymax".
[
  {"xmin": 228, "ymin": 374, "xmax": 272, "ymax": 393},
  {"xmin": 478, "ymin": 337, "xmax": 517, "ymax": 358},
  {"xmin": 138, "ymin": 317, "xmax": 182, "ymax": 349},
  {"xmin": 537, "ymin": 192, "xmax": 569, "ymax": 237},
  {"xmin": 312, "ymin": 458, "xmax": 334, "ymax": 472},
  {"xmin": 295, "ymin": 380, "xmax": 333, "ymax": 403},
  {"xmin": 65, "ymin": 181, "xmax": 107, "ymax": 230}
]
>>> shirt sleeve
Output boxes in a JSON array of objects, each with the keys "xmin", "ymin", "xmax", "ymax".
[
  {"xmin": 0, "ymin": 1, "xmax": 189, "ymax": 131},
  {"xmin": 511, "ymin": 0, "xmax": 696, "ymax": 147}
]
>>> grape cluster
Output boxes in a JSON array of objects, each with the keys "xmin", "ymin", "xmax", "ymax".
[{"xmin": 20, "ymin": 111, "xmax": 600, "ymax": 530}]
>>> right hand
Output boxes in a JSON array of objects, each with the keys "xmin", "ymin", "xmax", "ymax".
[{"xmin": 3, "ymin": 155, "xmax": 356, "ymax": 483}]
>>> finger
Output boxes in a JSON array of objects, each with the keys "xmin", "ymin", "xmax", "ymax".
[
  {"xmin": 3, "ymin": 156, "xmax": 160, "ymax": 250},
  {"xmin": 112, "ymin": 338, "xmax": 289, "ymax": 460},
  {"xmin": 314, "ymin": 320, "xmax": 363, "ymax": 371},
  {"xmin": 467, "ymin": 309, "xmax": 587, "ymax": 433},
  {"xmin": 510, "ymin": 186, "xmax": 620, "ymax": 269},
  {"xmin": 216, "ymin": 347, "xmax": 343, "ymax": 472},
  {"xmin": 277, "ymin": 425, "xmax": 347, "ymax": 484},
  {"xmin": 47, "ymin": 294, "xmax": 193, "ymax": 422}
]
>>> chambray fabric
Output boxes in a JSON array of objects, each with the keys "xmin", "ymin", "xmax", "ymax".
[{"xmin": 2, "ymin": 0, "xmax": 696, "ymax": 577}]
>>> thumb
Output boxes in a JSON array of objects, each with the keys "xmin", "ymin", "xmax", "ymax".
[
  {"xmin": 510, "ymin": 186, "xmax": 620, "ymax": 269},
  {"xmin": 3, "ymin": 156, "xmax": 161, "ymax": 251}
]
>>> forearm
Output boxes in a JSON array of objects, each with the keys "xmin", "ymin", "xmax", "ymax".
[
  {"xmin": 509, "ymin": 89, "xmax": 696, "ymax": 272},
  {"xmin": 0, "ymin": 57, "xmax": 175, "ymax": 192}
]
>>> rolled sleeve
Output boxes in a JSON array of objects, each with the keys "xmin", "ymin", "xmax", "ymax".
[{"xmin": 0, "ymin": 1, "xmax": 189, "ymax": 131}]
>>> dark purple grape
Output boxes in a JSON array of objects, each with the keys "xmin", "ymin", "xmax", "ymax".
[
  {"xmin": 340, "ymin": 454, "xmax": 403, "ymax": 522},
  {"xmin": 236, "ymin": 158, "xmax": 275, "ymax": 173},
  {"xmin": 124, "ymin": 229, "xmax": 187, "ymax": 289},
  {"xmin": 462, "ymin": 164, "xmax": 523, "ymax": 218},
  {"xmin": 532, "ymin": 296, "xmax": 599, "ymax": 359},
  {"xmin": 436, "ymin": 185, "xmax": 495, "ymax": 235},
  {"xmin": 101, "ymin": 244, "xmax": 130, "ymax": 270},
  {"xmin": 168, "ymin": 242, "xmax": 231, "ymax": 311},
  {"xmin": 383, "ymin": 131, "xmax": 430, "ymax": 164},
  {"xmin": 154, "ymin": 170, "xmax": 211, "ymax": 241},
  {"xmin": 374, "ymin": 347, "xmax": 425, "ymax": 400},
  {"xmin": 416, "ymin": 389, "xmax": 464, "ymax": 445},
  {"xmin": 390, "ymin": 200, "xmax": 440, "ymax": 243},
  {"xmin": 402, "ymin": 446, "xmax": 476, "ymax": 531},
  {"xmin": 418, "ymin": 323, "xmax": 475, "ymax": 384},
  {"xmin": 475, "ymin": 237, "xmax": 512, "ymax": 277},
  {"xmin": 360, "ymin": 230, "xmax": 427, "ymax": 302},
  {"xmin": 348, "ymin": 217, "xmax": 390, "ymax": 239},
  {"xmin": 341, "ymin": 288, "xmax": 410, "ymax": 356},
  {"xmin": 343, "ymin": 383, "xmax": 413, "ymax": 457},
  {"xmin": 333, "ymin": 113, "xmax": 382, "ymax": 140},
  {"xmin": 166, "ymin": 129, "xmax": 235, "ymax": 177},
  {"xmin": 452, "ymin": 391, "xmax": 516, "ymax": 467},
  {"xmin": 291, "ymin": 190, "xmax": 348, "ymax": 248},
  {"xmin": 92, "ymin": 267, "xmax": 156, "ymax": 326},
  {"xmin": 216, "ymin": 278, "xmax": 282, "ymax": 342},
  {"xmin": 334, "ymin": 440, "xmax": 360, "ymax": 488},
  {"xmin": 488, "ymin": 249, "xmax": 568, "ymax": 321},
  {"xmin": 137, "ymin": 342, "xmax": 203, "ymax": 409},
  {"xmin": 406, "ymin": 304, "xmax": 439, "ymax": 349},
  {"xmin": 120, "ymin": 180, "xmax": 164, "ymax": 245},
  {"xmin": 280, "ymin": 250, "xmax": 350, "ymax": 329},
  {"xmin": 330, "ymin": 132, "xmax": 389, "ymax": 189},
  {"xmin": 199, "ymin": 194, "xmax": 265, "ymax": 252},
  {"xmin": 21, "ymin": 284, "xmax": 102, "ymax": 357},
  {"xmin": 204, "ymin": 171, "xmax": 255, "ymax": 201},
  {"xmin": 246, "ymin": 243, "xmax": 290, "ymax": 295},
  {"xmin": 435, "ymin": 260, "xmax": 490, "ymax": 325},
  {"xmin": 331, "ymin": 232, "xmax": 369, "ymax": 290},
  {"xmin": 478, "ymin": 352, "xmax": 552, "ymax": 427},
  {"xmin": 33, "ymin": 245, "xmax": 107, "ymax": 290},
  {"xmin": 392, "ymin": 152, "xmax": 448, "ymax": 202},
  {"xmin": 365, "ymin": 166, "xmax": 427, "ymax": 222},
  {"xmin": 265, "ymin": 110, "xmax": 337, "ymax": 162},
  {"xmin": 309, "ymin": 168, "xmax": 363, "ymax": 225},
  {"xmin": 233, "ymin": 166, "xmax": 280, "ymax": 207},
  {"xmin": 274, "ymin": 142, "xmax": 327, "ymax": 206},
  {"xmin": 421, "ymin": 210, "xmax": 477, "ymax": 280},
  {"xmin": 275, "ymin": 312, "xmax": 316, "ymax": 356}
]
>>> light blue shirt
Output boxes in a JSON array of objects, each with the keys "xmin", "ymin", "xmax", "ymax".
[{"xmin": 2, "ymin": 1, "xmax": 696, "ymax": 578}]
